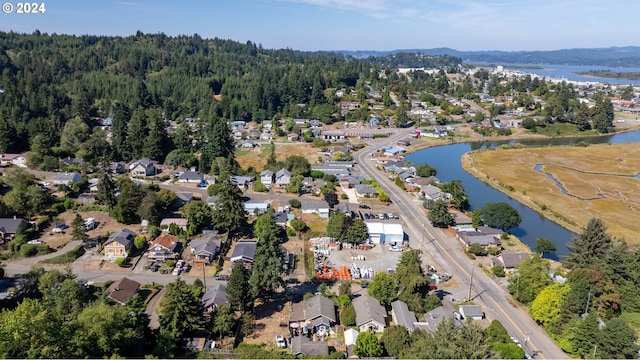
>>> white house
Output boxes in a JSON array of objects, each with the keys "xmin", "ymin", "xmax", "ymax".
[
  {"xmin": 300, "ymin": 199, "xmax": 330, "ymax": 218},
  {"xmin": 53, "ymin": 172, "xmax": 82, "ymax": 185},
  {"xmin": 458, "ymin": 305, "xmax": 484, "ymax": 320},
  {"xmin": 275, "ymin": 168, "xmax": 292, "ymax": 187},
  {"xmin": 353, "ymin": 294, "xmax": 386, "ymax": 332},
  {"xmin": 178, "ymin": 171, "xmax": 205, "ymax": 183},
  {"xmin": 260, "ymin": 170, "xmax": 274, "ymax": 187}
]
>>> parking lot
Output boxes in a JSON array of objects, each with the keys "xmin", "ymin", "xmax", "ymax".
[{"xmin": 325, "ymin": 242, "xmax": 404, "ymax": 277}]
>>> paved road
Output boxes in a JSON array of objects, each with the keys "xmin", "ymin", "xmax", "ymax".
[{"xmin": 354, "ymin": 128, "xmax": 567, "ymax": 359}]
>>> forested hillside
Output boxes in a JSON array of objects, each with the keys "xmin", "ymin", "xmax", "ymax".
[{"xmin": 0, "ymin": 30, "xmax": 462, "ymax": 167}]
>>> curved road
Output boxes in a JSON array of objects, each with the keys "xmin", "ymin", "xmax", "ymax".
[{"xmin": 356, "ymin": 128, "xmax": 566, "ymax": 359}]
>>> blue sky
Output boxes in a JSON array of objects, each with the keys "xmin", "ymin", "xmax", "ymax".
[{"xmin": 1, "ymin": 0, "xmax": 638, "ymax": 52}]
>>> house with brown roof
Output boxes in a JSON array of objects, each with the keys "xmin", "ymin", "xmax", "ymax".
[
  {"xmin": 148, "ymin": 233, "xmax": 181, "ymax": 261},
  {"xmin": 160, "ymin": 218, "xmax": 189, "ymax": 231},
  {"xmin": 107, "ymin": 277, "xmax": 141, "ymax": 305}
]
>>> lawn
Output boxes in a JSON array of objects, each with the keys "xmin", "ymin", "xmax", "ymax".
[
  {"xmin": 463, "ymin": 143, "xmax": 640, "ymax": 244},
  {"xmin": 235, "ymin": 143, "xmax": 323, "ymax": 171}
]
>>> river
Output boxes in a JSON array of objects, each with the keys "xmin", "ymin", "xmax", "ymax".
[
  {"xmin": 470, "ymin": 63, "xmax": 640, "ymax": 85},
  {"xmin": 405, "ymin": 129, "xmax": 640, "ymax": 260}
]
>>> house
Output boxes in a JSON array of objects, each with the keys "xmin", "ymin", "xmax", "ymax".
[
  {"xmin": 260, "ymin": 170, "xmax": 274, "ymax": 187},
  {"xmin": 458, "ymin": 305, "xmax": 484, "ymax": 320},
  {"xmin": 160, "ymin": 218, "xmax": 189, "ymax": 231},
  {"xmin": 290, "ymin": 336, "xmax": 329, "ymax": 357},
  {"xmin": 241, "ymin": 140, "xmax": 257, "ymax": 148},
  {"xmin": 0, "ymin": 217, "xmax": 30, "ymax": 242},
  {"xmin": 418, "ymin": 306, "xmax": 460, "ymax": 332},
  {"xmin": 333, "ymin": 203, "xmax": 352, "ymax": 217},
  {"xmin": 453, "ymin": 212, "xmax": 473, "ymax": 227},
  {"xmin": 457, "ymin": 231, "xmax": 501, "ymax": 248},
  {"xmin": 147, "ymin": 233, "xmax": 181, "ymax": 261},
  {"xmin": 103, "ymin": 228, "xmax": 136, "ymax": 260},
  {"xmin": 178, "ymin": 171, "xmax": 205, "ymax": 183},
  {"xmin": 189, "ymin": 232, "xmax": 221, "ymax": 264},
  {"xmin": 354, "ymin": 184, "xmax": 378, "ymax": 198},
  {"xmin": 174, "ymin": 192, "xmax": 194, "ymax": 207},
  {"xmin": 231, "ymin": 175, "xmax": 253, "ymax": 190},
  {"xmin": 244, "ymin": 202, "xmax": 270, "ymax": 215},
  {"xmin": 343, "ymin": 328, "xmax": 359, "ymax": 356},
  {"xmin": 107, "ymin": 277, "xmax": 141, "ymax": 305},
  {"xmin": 230, "ymin": 241, "xmax": 258, "ymax": 270},
  {"xmin": 290, "ymin": 294, "xmax": 336, "ymax": 335},
  {"xmin": 365, "ymin": 222, "xmax": 404, "ymax": 245},
  {"xmin": 495, "ymin": 252, "xmax": 530, "ymax": 273},
  {"xmin": 300, "ymin": 199, "xmax": 330, "ymax": 218},
  {"xmin": 204, "ymin": 175, "xmax": 217, "ymax": 186},
  {"xmin": 422, "ymin": 184, "xmax": 449, "ymax": 201},
  {"xmin": 288, "ymin": 133, "xmax": 300, "ymax": 142},
  {"xmin": 274, "ymin": 211, "xmax": 289, "ymax": 227},
  {"xmin": 275, "ymin": 168, "xmax": 292, "ymax": 187},
  {"xmin": 182, "ymin": 337, "xmax": 213, "ymax": 352},
  {"xmin": 302, "ymin": 177, "xmax": 326, "ymax": 195},
  {"xmin": 53, "ymin": 172, "xmax": 82, "ymax": 185},
  {"xmin": 201, "ymin": 283, "xmax": 229, "ymax": 314},
  {"xmin": 477, "ymin": 226, "xmax": 504, "ymax": 238},
  {"xmin": 0, "ymin": 153, "xmax": 23, "ymax": 166},
  {"xmin": 129, "ymin": 158, "xmax": 156, "ymax": 177},
  {"xmin": 78, "ymin": 193, "xmax": 97, "ymax": 204},
  {"xmin": 206, "ymin": 196, "xmax": 219, "ymax": 208},
  {"xmin": 391, "ymin": 300, "xmax": 417, "ymax": 332},
  {"xmin": 59, "ymin": 156, "xmax": 84, "ymax": 167},
  {"xmin": 110, "ymin": 161, "xmax": 126, "ymax": 174},
  {"xmin": 353, "ymin": 294, "xmax": 387, "ymax": 332}
]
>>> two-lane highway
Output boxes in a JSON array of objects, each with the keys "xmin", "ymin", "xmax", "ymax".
[{"xmin": 355, "ymin": 129, "xmax": 567, "ymax": 359}]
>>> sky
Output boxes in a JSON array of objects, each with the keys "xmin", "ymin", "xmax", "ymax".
[{"xmin": 1, "ymin": 0, "xmax": 638, "ymax": 52}]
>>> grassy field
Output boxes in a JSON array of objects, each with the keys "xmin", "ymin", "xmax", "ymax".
[
  {"xmin": 462, "ymin": 143, "xmax": 640, "ymax": 244},
  {"xmin": 235, "ymin": 143, "xmax": 323, "ymax": 171}
]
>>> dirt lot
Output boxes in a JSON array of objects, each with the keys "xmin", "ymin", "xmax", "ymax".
[{"xmin": 42, "ymin": 210, "xmax": 137, "ymax": 250}]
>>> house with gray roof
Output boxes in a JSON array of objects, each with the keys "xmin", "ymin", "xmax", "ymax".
[
  {"xmin": 300, "ymin": 199, "xmax": 330, "ymax": 218},
  {"xmin": 189, "ymin": 232, "xmax": 221, "ymax": 264},
  {"xmin": 129, "ymin": 158, "xmax": 156, "ymax": 177},
  {"xmin": 259, "ymin": 170, "xmax": 274, "ymax": 187},
  {"xmin": 53, "ymin": 172, "xmax": 82, "ymax": 185},
  {"xmin": 458, "ymin": 305, "xmax": 484, "ymax": 320},
  {"xmin": 391, "ymin": 300, "xmax": 417, "ymax": 332},
  {"xmin": 230, "ymin": 241, "xmax": 258, "ymax": 270},
  {"xmin": 0, "ymin": 218, "xmax": 29, "ymax": 242},
  {"xmin": 354, "ymin": 184, "xmax": 378, "ymax": 198},
  {"xmin": 495, "ymin": 252, "xmax": 530, "ymax": 272},
  {"xmin": 417, "ymin": 306, "xmax": 460, "ymax": 332},
  {"xmin": 290, "ymin": 336, "xmax": 329, "ymax": 356},
  {"xmin": 353, "ymin": 294, "xmax": 387, "ymax": 332},
  {"xmin": 178, "ymin": 171, "xmax": 205, "ymax": 183},
  {"xmin": 201, "ymin": 283, "xmax": 229, "ymax": 314},
  {"xmin": 290, "ymin": 294, "xmax": 336, "ymax": 334},
  {"xmin": 275, "ymin": 168, "xmax": 292, "ymax": 187}
]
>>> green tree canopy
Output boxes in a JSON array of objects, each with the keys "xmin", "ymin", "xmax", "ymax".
[
  {"xmin": 354, "ymin": 331, "xmax": 384, "ymax": 358},
  {"xmin": 227, "ymin": 262, "xmax": 253, "ymax": 313},
  {"xmin": 508, "ymin": 254, "xmax": 552, "ymax": 304},
  {"xmin": 479, "ymin": 202, "xmax": 522, "ymax": 231},
  {"xmin": 529, "ymin": 282, "xmax": 570, "ymax": 326},
  {"xmin": 368, "ymin": 272, "xmax": 398, "ymax": 306},
  {"xmin": 565, "ymin": 217, "xmax": 612, "ymax": 270},
  {"xmin": 427, "ymin": 199, "xmax": 454, "ymax": 227}
]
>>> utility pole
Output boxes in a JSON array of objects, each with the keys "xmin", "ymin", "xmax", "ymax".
[
  {"xmin": 202, "ymin": 261, "xmax": 207, "ymax": 292},
  {"xmin": 468, "ymin": 267, "xmax": 475, "ymax": 301},
  {"xmin": 582, "ymin": 285, "xmax": 592, "ymax": 318}
]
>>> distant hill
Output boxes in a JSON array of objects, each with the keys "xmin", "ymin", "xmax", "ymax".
[{"xmin": 336, "ymin": 46, "xmax": 640, "ymax": 67}]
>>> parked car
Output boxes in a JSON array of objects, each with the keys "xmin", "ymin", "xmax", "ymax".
[
  {"xmin": 275, "ymin": 335, "xmax": 287, "ymax": 348},
  {"xmin": 172, "ymin": 267, "xmax": 182, "ymax": 276},
  {"xmin": 214, "ymin": 274, "xmax": 229, "ymax": 281},
  {"xmin": 360, "ymin": 280, "xmax": 370, "ymax": 288},
  {"xmin": 358, "ymin": 204, "xmax": 370, "ymax": 209},
  {"xmin": 150, "ymin": 263, "xmax": 160, "ymax": 272},
  {"xmin": 390, "ymin": 245, "xmax": 403, "ymax": 252},
  {"xmin": 363, "ymin": 213, "xmax": 370, "ymax": 219},
  {"xmin": 52, "ymin": 223, "xmax": 68, "ymax": 233}
]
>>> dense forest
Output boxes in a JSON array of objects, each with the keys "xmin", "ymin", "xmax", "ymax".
[{"xmin": 0, "ymin": 30, "xmax": 461, "ymax": 168}]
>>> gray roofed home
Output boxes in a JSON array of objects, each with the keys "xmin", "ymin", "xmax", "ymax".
[
  {"xmin": 230, "ymin": 241, "xmax": 258, "ymax": 269},
  {"xmin": 178, "ymin": 171, "xmax": 205, "ymax": 183},
  {"xmin": 300, "ymin": 199, "xmax": 330, "ymax": 218},
  {"xmin": 260, "ymin": 170, "xmax": 274, "ymax": 186},
  {"xmin": 107, "ymin": 277, "xmax": 141, "ymax": 306},
  {"xmin": 458, "ymin": 305, "xmax": 484, "ymax": 320},
  {"xmin": 353, "ymin": 294, "xmax": 387, "ymax": 332},
  {"xmin": 290, "ymin": 336, "xmax": 329, "ymax": 356},
  {"xmin": 333, "ymin": 202, "xmax": 352, "ymax": 216},
  {"xmin": 290, "ymin": 294, "xmax": 336, "ymax": 334},
  {"xmin": 59, "ymin": 156, "xmax": 84, "ymax": 167},
  {"xmin": 391, "ymin": 300, "xmax": 417, "ymax": 331},
  {"xmin": 201, "ymin": 282, "xmax": 229, "ymax": 313},
  {"xmin": 274, "ymin": 211, "xmax": 288, "ymax": 226},
  {"xmin": 477, "ymin": 226, "xmax": 505, "ymax": 237},
  {"xmin": 354, "ymin": 184, "xmax": 378, "ymax": 197},
  {"xmin": 104, "ymin": 228, "xmax": 136, "ymax": 247},
  {"xmin": 418, "ymin": 306, "xmax": 460, "ymax": 332},
  {"xmin": 53, "ymin": 171, "xmax": 82, "ymax": 185},
  {"xmin": 0, "ymin": 218, "xmax": 29, "ymax": 241},
  {"xmin": 189, "ymin": 232, "xmax": 221, "ymax": 264},
  {"xmin": 497, "ymin": 252, "xmax": 530, "ymax": 271},
  {"xmin": 275, "ymin": 168, "xmax": 292, "ymax": 187}
]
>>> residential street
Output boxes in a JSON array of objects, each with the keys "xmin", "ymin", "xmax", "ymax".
[{"xmin": 355, "ymin": 128, "xmax": 567, "ymax": 359}]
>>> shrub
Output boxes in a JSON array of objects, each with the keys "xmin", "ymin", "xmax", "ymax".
[
  {"xmin": 288, "ymin": 199, "xmax": 301, "ymax": 208},
  {"xmin": 166, "ymin": 259, "xmax": 176, "ymax": 267},
  {"xmin": 340, "ymin": 193, "xmax": 348, "ymax": 200},
  {"xmin": 340, "ymin": 304, "xmax": 356, "ymax": 326},
  {"xmin": 488, "ymin": 247, "xmax": 501, "ymax": 256},
  {"xmin": 253, "ymin": 180, "xmax": 268, "ymax": 192},
  {"xmin": 115, "ymin": 257, "xmax": 125, "ymax": 266},
  {"xmin": 468, "ymin": 243, "xmax": 488, "ymax": 256},
  {"xmin": 492, "ymin": 265, "xmax": 506, "ymax": 277}
]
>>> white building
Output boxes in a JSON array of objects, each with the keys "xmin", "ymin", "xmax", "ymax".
[{"xmin": 365, "ymin": 222, "xmax": 404, "ymax": 245}]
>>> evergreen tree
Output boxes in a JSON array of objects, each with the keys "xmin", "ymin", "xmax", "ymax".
[
  {"xmin": 71, "ymin": 213, "xmax": 88, "ymax": 242},
  {"xmin": 211, "ymin": 183, "xmax": 246, "ymax": 236},
  {"xmin": 227, "ymin": 262, "xmax": 253, "ymax": 313},
  {"xmin": 159, "ymin": 278, "xmax": 203, "ymax": 343},
  {"xmin": 427, "ymin": 199, "xmax": 454, "ymax": 227},
  {"xmin": 111, "ymin": 103, "xmax": 131, "ymax": 161},
  {"xmin": 344, "ymin": 218, "xmax": 369, "ymax": 244},
  {"xmin": 126, "ymin": 109, "xmax": 147, "ymax": 159},
  {"xmin": 209, "ymin": 118, "xmax": 235, "ymax": 160},
  {"xmin": 112, "ymin": 178, "xmax": 144, "ymax": 224},
  {"xmin": 249, "ymin": 212, "xmax": 284, "ymax": 300},
  {"xmin": 96, "ymin": 170, "xmax": 117, "ymax": 214},
  {"xmin": 143, "ymin": 109, "xmax": 168, "ymax": 161},
  {"xmin": 565, "ymin": 218, "xmax": 612, "ymax": 270}
]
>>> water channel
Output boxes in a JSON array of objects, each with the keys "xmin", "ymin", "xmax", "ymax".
[{"xmin": 405, "ymin": 129, "xmax": 640, "ymax": 260}]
